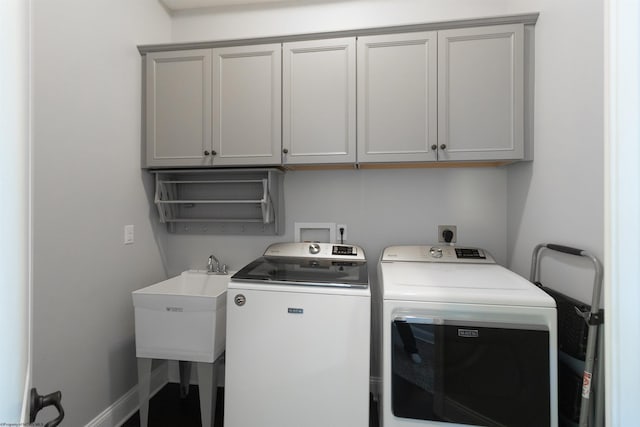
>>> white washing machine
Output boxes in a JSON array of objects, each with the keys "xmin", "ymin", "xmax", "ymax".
[
  {"xmin": 225, "ymin": 242, "xmax": 371, "ymax": 427},
  {"xmin": 379, "ymin": 245, "xmax": 558, "ymax": 427}
]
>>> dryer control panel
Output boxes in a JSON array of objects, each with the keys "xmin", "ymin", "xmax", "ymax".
[{"xmin": 381, "ymin": 245, "xmax": 495, "ymax": 264}]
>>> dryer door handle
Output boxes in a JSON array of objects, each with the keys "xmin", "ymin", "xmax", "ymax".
[{"xmin": 394, "ymin": 316, "xmax": 443, "ymax": 325}]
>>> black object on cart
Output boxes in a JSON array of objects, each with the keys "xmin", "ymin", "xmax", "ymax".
[{"xmin": 530, "ymin": 243, "xmax": 604, "ymax": 427}]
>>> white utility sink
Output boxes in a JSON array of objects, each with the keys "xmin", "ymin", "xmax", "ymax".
[
  {"xmin": 133, "ymin": 269, "xmax": 232, "ymax": 363},
  {"xmin": 133, "ymin": 269, "xmax": 233, "ymax": 427}
]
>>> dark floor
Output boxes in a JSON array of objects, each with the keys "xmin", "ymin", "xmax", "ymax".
[
  {"xmin": 123, "ymin": 383, "xmax": 379, "ymax": 427},
  {"xmin": 122, "ymin": 384, "xmax": 224, "ymax": 427}
]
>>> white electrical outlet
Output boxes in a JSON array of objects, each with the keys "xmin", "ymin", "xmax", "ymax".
[
  {"xmin": 337, "ymin": 224, "xmax": 347, "ymax": 243},
  {"xmin": 124, "ymin": 225, "xmax": 134, "ymax": 245}
]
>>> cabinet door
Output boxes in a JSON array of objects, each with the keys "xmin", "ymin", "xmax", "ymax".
[
  {"xmin": 282, "ymin": 38, "xmax": 356, "ymax": 165},
  {"xmin": 145, "ymin": 49, "xmax": 212, "ymax": 168},
  {"xmin": 438, "ymin": 24, "xmax": 524, "ymax": 161},
  {"xmin": 212, "ymin": 44, "xmax": 282, "ymax": 166},
  {"xmin": 357, "ymin": 32, "xmax": 438, "ymax": 163}
]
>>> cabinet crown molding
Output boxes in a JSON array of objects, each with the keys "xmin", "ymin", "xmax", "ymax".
[{"xmin": 137, "ymin": 13, "xmax": 539, "ymax": 54}]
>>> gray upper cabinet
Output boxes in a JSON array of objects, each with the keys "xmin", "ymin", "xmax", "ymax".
[
  {"xmin": 212, "ymin": 44, "xmax": 282, "ymax": 166},
  {"xmin": 141, "ymin": 16, "xmax": 534, "ymax": 169},
  {"xmin": 357, "ymin": 24, "xmax": 525, "ymax": 164},
  {"xmin": 357, "ymin": 32, "xmax": 438, "ymax": 163},
  {"xmin": 146, "ymin": 49, "xmax": 212, "ymax": 168},
  {"xmin": 282, "ymin": 38, "xmax": 356, "ymax": 165},
  {"xmin": 145, "ymin": 45, "xmax": 281, "ymax": 168},
  {"xmin": 437, "ymin": 24, "xmax": 524, "ymax": 161}
]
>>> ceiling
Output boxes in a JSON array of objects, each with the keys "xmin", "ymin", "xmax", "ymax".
[{"xmin": 159, "ymin": 0, "xmax": 298, "ymax": 11}]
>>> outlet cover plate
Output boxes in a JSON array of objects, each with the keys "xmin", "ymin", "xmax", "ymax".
[{"xmin": 438, "ymin": 225, "xmax": 457, "ymax": 243}]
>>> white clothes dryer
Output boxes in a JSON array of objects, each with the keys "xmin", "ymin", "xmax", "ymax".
[{"xmin": 379, "ymin": 245, "xmax": 558, "ymax": 427}]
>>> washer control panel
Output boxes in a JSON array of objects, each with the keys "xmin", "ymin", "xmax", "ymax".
[
  {"xmin": 382, "ymin": 245, "xmax": 495, "ymax": 264},
  {"xmin": 332, "ymin": 245, "xmax": 358, "ymax": 256},
  {"xmin": 264, "ymin": 242, "xmax": 365, "ymax": 261}
]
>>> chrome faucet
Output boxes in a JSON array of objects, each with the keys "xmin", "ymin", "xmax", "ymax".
[{"xmin": 207, "ymin": 254, "xmax": 227, "ymax": 274}]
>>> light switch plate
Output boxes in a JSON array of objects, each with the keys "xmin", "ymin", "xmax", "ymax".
[{"xmin": 124, "ymin": 225, "xmax": 134, "ymax": 245}]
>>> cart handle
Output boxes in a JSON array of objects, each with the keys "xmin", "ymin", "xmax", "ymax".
[
  {"xmin": 529, "ymin": 243, "xmax": 604, "ymax": 318},
  {"xmin": 545, "ymin": 243, "xmax": 584, "ymax": 256}
]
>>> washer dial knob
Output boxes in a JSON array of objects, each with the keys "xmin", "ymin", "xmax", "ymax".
[
  {"xmin": 429, "ymin": 247, "xmax": 443, "ymax": 258},
  {"xmin": 234, "ymin": 294, "xmax": 246, "ymax": 306},
  {"xmin": 309, "ymin": 243, "xmax": 321, "ymax": 254}
]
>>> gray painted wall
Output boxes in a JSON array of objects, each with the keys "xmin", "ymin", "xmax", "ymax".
[
  {"xmin": 165, "ymin": 168, "xmax": 509, "ymax": 274},
  {"xmin": 31, "ymin": 1, "xmax": 171, "ymax": 425},
  {"xmin": 505, "ymin": 0, "xmax": 604, "ymax": 304}
]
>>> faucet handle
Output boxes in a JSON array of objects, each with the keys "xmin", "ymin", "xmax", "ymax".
[
  {"xmin": 207, "ymin": 254, "xmax": 217, "ymax": 273},
  {"xmin": 206, "ymin": 254, "xmax": 227, "ymax": 274}
]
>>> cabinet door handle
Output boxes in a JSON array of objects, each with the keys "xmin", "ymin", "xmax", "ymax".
[
  {"xmin": 440, "ymin": 144, "xmax": 447, "ymax": 150},
  {"xmin": 211, "ymin": 150, "xmax": 217, "ymax": 156},
  {"xmin": 282, "ymin": 148, "xmax": 289, "ymax": 154},
  {"xmin": 431, "ymin": 145, "xmax": 437, "ymax": 151},
  {"xmin": 204, "ymin": 150, "xmax": 210, "ymax": 156}
]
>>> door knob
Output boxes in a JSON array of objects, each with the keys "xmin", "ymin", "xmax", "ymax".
[
  {"xmin": 431, "ymin": 145, "xmax": 437, "ymax": 150},
  {"xmin": 440, "ymin": 144, "xmax": 447, "ymax": 150},
  {"xmin": 30, "ymin": 388, "xmax": 65, "ymax": 427},
  {"xmin": 283, "ymin": 148, "xmax": 289, "ymax": 154},
  {"xmin": 204, "ymin": 150, "xmax": 210, "ymax": 156}
]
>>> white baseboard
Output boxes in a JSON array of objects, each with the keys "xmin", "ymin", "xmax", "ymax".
[{"xmin": 85, "ymin": 362, "xmax": 168, "ymax": 427}]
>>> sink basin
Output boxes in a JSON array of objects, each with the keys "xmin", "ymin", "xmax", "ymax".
[{"xmin": 132, "ymin": 270, "xmax": 233, "ymax": 363}]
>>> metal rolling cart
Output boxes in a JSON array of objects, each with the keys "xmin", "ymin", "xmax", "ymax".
[{"xmin": 530, "ymin": 243, "xmax": 604, "ymax": 427}]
